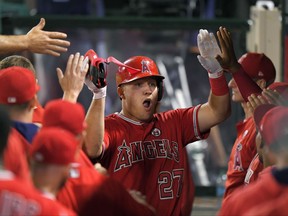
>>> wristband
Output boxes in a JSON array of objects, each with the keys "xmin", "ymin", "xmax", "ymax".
[
  {"xmin": 209, "ymin": 74, "xmax": 229, "ymax": 96},
  {"xmin": 208, "ymin": 70, "xmax": 223, "ymax": 79},
  {"xmin": 92, "ymin": 86, "xmax": 107, "ymax": 100}
]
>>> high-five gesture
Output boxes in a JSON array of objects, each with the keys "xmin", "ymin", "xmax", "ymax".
[
  {"xmin": 216, "ymin": 26, "xmax": 241, "ymax": 73},
  {"xmin": 57, "ymin": 52, "xmax": 88, "ymax": 103},
  {"xmin": 0, "ymin": 18, "xmax": 70, "ymax": 56},
  {"xmin": 197, "ymin": 29, "xmax": 223, "ymax": 78}
]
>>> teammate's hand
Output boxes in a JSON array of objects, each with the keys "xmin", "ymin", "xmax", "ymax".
[
  {"xmin": 262, "ymin": 88, "xmax": 288, "ymax": 106},
  {"xmin": 26, "ymin": 18, "xmax": 70, "ymax": 56},
  {"xmin": 129, "ymin": 190, "xmax": 156, "ymax": 214},
  {"xmin": 57, "ymin": 52, "xmax": 88, "ymax": 103},
  {"xmin": 94, "ymin": 162, "xmax": 108, "ymax": 176},
  {"xmin": 197, "ymin": 29, "xmax": 222, "ymax": 78},
  {"xmin": 215, "ymin": 26, "xmax": 241, "ymax": 73},
  {"xmin": 247, "ymin": 94, "xmax": 267, "ymax": 115}
]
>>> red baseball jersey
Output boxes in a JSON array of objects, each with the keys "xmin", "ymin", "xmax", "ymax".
[
  {"xmin": 0, "ymin": 169, "xmax": 76, "ymax": 216},
  {"xmin": 244, "ymin": 153, "xmax": 263, "ymax": 185},
  {"xmin": 100, "ymin": 106, "xmax": 209, "ymax": 216},
  {"xmin": 224, "ymin": 117, "xmax": 257, "ymax": 199},
  {"xmin": 258, "ymin": 165, "xmax": 273, "ymax": 180},
  {"xmin": 218, "ymin": 168, "xmax": 288, "ymax": 216},
  {"xmin": 76, "ymin": 150, "xmax": 94, "ymax": 168},
  {"xmin": 57, "ymin": 163, "xmax": 155, "ymax": 215},
  {"xmin": 3, "ymin": 128, "xmax": 32, "ymax": 185},
  {"xmin": 244, "ymin": 192, "xmax": 288, "ymax": 216}
]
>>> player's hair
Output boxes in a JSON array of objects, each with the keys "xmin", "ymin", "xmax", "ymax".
[
  {"xmin": 0, "ymin": 105, "xmax": 11, "ymax": 156},
  {"xmin": 0, "ymin": 55, "xmax": 36, "ymax": 76},
  {"xmin": 1, "ymin": 101, "xmax": 31, "ymax": 112}
]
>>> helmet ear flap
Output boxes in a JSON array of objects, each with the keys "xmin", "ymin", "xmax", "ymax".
[{"xmin": 157, "ymin": 80, "xmax": 164, "ymax": 101}]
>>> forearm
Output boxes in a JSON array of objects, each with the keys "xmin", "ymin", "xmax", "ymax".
[
  {"xmin": 62, "ymin": 91, "xmax": 80, "ymax": 103},
  {"xmin": 84, "ymin": 98, "xmax": 105, "ymax": 158},
  {"xmin": 232, "ymin": 66, "xmax": 262, "ymax": 102},
  {"xmin": 0, "ymin": 35, "xmax": 28, "ymax": 54},
  {"xmin": 198, "ymin": 77, "xmax": 231, "ymax": 133},
  {"xmin": 208, "ymin": 91, "xmax": 231, "ymax": 123}
]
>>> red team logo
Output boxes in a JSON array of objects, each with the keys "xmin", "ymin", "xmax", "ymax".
[
  {"xmin": 234, "ymin": 143, "xmax": 244, "ymax": 171},
  {"xmin": 141, "ymin": 60, "xmax": 152, "ymax": 74}
]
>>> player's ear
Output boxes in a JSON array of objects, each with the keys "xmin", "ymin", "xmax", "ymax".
[
  {"xmin": 117, "ymin": 86, "xmax": 125, "ymax": 100},
  {"xmin": 28, "ymin": 95, "xmax": 38, "ymax": 111}
]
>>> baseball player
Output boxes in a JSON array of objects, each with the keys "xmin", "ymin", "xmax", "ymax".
[
  {"xmin": 218, "ymin": 105, "xmax": 288, "ymax": 216},
  {"xmin": 223, "ymin": 53, "xmax": 275, "ymax": 200},
  {"xmin": 29, "ymin": 127, "xmax": 78, "ymax": 216},
  {"xmin": 213, "ymin": 36, "xmax": 276, "ymax": 201},
  {"xmin": 0, "ymin": 106, "xmax": 73, "ymax": 215},
  {"xmin": 245, "ymin": 192, "xmax": 288, "ymax": 215},
  {"xmin": 0, "ymin": 66, "xmax": 40, "ymax": 185},
  {"xmin": 83, "ymin": 26, "xmax": 231, "ymax": 215},
  {"xmin": 244, "ymin": 82, "xmax": 288, "ymax": 185},
  {"xmin": 0, "ymin": 52, "xmax": 86, "ymax": 186},
  {"xmin": 0, "ymin": 55, "xmax": 44, "ymax": 126},
  {"xmin": 0, "ymin": 18, "xmax": 70, "ymax": 56},
  {"xmin": 41, "ymin": 99, "xmax": 93, "ymax": 168}
]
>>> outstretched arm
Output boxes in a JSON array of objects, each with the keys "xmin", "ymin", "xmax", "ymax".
[
  {"xmin": 84, "ymin": 96, "xmax": 105, "ymax": 158},
  {"xmin": 0, "ymin": 18, "xmax": 70, "ymax": 56},
  {"xmin": 196, "ymin": 28, "xmax": 231, "ymax": 133},
  {"xmin": 216, "ymin": 27, "xmax": 262, "ymax": 101},
  {"xmin": 82, "ymin": 50, "xmax": 107, "ymax": 158}
]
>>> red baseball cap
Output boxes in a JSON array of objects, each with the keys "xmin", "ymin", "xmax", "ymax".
[
  {"xmin": 268, "ymin": 82, "xmax": 288, "ymax": 100},
  {"xmin": 42, "ymin": 99, "xmax": 86, "ymax": 135},
  {"xmin": 30, "ymin": 127, "xmax": 79, "ymax": 165},
  {"xmin": 0, "ymin": 66, "xmax": 39, "ymax": 104},
  {"xmin": 238, "ymin": 53, "xmax": 276, "ymax": 85},
  {"xmin": 253, "ymin": 104, "xmax": 276, "ymax": 129},
  {"xmin": 254, "ymin": 106, "xmax": 288, "ymax": 146}
]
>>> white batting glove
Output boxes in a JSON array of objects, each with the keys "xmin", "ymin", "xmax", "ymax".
[
  {"xmin": 197, "ymin": 29, "xmax": 223, "ymax": 78},
  {"xmin": 82, "ymin": 57, "xmax": 107, "ymax": 99},
  {"xmin": 197, "ymin": 29, "xmax": 210, "ymax": 57},
  {"xmin": 197, "ymin": 55, "xmax": 223, "ymax": 78}
]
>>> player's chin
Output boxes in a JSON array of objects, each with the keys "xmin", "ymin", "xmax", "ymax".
[{"xmin": 140, "ymin": 109, "xmax": 154, "ymax": 121}]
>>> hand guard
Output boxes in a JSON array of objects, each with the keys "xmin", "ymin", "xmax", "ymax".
[
  {"xmin": 197, "ymin": 29, "xmax": 223, "ymax": 78},
  {"xmin": 82, "ymin": 49, "xmax": 140, "ymax": 99},
  {"xmin": 84, "ymin": 49, "xmax": 107, "ymax": 89}
]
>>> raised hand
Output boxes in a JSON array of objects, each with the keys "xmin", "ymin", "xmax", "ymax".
[
  {"xmin": 262, "ymin": 88, "xmax": 288, "ymax": 106},
  {"xmin": 26, "ymin": 18, "xmax": 70, "ymax": 56},
  {"xmin": 215, "ymin": 26, "xmax": 240, "ymax": 73},
  {"xmin": 247, "ymin": 94, "xmax": 268, "ymax": 114},
  {"xmin": 83, "ymin": 49, "xmax": 107, "ymax": 100},
  {"xmin": 57, "ymin": 52, "xmax": 88, "ymax": 103},
  {"xmin": 197, "ymin": 29, "xmax": 223, "ymax": 78}
]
